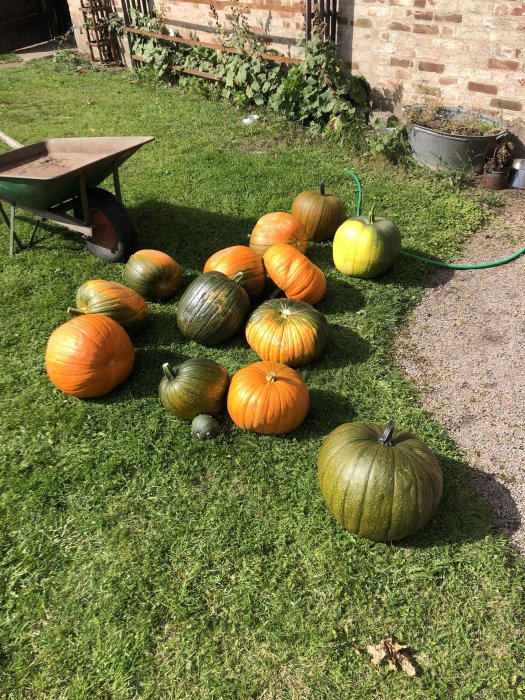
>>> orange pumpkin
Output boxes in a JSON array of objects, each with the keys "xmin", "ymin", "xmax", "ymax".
[
  {"xmin": 249, "ymin": 212, "xmax": 309, "ymax": 258},
  {"xmin": 227, "ymin": 360, "xmax": 309, "ymax": 434},
  {"xmin": 67, "ymin": 279, "xmax": 150, "ymax": 334},
  {"xmin": 203, "ymin": 245, "xmax": 265, "ymax": 299},
  {"xmin": 45, "ymin": 315, "xmax": 135, "ymax": 398},
  {"xmin": 245, "ymin": 298, "xmax": 328, "ymax": 367},
  {"xmin": 291, "ymin": 182, "xmax": 346, "ymax": 242},
  {"xmin": 263, "ymin": 243, "xmax": 326, "ymax": 305},
  {"xmin": 123, "ymin": 249, "xmax": 182, "ymax": 301}
]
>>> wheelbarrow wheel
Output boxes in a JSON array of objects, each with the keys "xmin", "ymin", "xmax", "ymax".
[{"xmin": 74, "ymin": 188, "xmax": 137, "ymax": 263}]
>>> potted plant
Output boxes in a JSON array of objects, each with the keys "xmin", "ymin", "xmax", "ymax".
[
  {"xmin": 404, "ymin": 102, "xmax": 506, "ymax": 173},
  {"xmin": 482, "ymin": 138, "xmax": 515, "ymax": 190}
]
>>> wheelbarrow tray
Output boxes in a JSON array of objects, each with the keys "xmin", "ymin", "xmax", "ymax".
[{"xmin": 0, "ymin": 136, "xmax": 153, "ymax": 210}]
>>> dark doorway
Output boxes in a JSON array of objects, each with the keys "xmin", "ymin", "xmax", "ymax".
[{"xmin": 0, "ymin": 0, "xmax": 72, "ymax": 53}]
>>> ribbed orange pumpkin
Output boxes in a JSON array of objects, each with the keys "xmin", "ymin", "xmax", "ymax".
[
  {"xmin": 203, "ymin": 245, "xmax": 265, "ymax": 300},
  {"xmin": 245, "ymin": 298, "xmax": 328, "ymax": 367},
  {"xmin": 227, "ymin": 360, "xmax": 309, "ymax": 434},
  {"xmin": 249, "ymin": 212, "xmax": 309, "ymax": 258},
  {"xmin": 291, "ymin": 182, "xmax": 346, "ymax": 242},
  {"xmin": 67, "ymin": 279, "xmax": 150, "ymax": 334},
  {"xmin": 123, "ymin": 249, "xmax": 182, "ymax": 301},
  {"xmin": 263, "ymin": 243, "xmax": 327, "ymax": 305},
  {"xmin": 45, "ymin": 315, "xmax": 135, "ymax": 398}
]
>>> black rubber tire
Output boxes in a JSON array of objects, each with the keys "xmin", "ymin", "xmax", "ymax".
[{"xmin": 74, "ymin": 188, "xmax": 138, "ymax": 263}]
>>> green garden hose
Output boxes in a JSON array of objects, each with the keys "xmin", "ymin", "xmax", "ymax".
[{"xmin": 343, "ymin": 168, "xmax": 525, "ymax": 270}]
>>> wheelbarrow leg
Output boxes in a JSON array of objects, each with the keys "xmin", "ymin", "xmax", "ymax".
[
  {"xmin": 0, "ymin": 202, "xmax": 24, "ymax": 255},
  {"xmin": 113, "ymin": 162, "xmax": 122, "ymax": 202}
]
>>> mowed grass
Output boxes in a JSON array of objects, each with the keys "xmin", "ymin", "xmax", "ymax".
[{"xmin": 1, "ymin": 60, "xmax": 524, "ymax": 699}]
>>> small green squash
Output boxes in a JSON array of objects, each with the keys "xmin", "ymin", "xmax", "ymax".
[
  {"xmin": 67, "ymin": 279, "xmax": 149, "ymax": 334},
  {"xmin": 333, "ymin": 205, "xmax": 401, "ymax": 278},
  {"xmin": 176, "ymin": 271, "xmax": 250, "ymax": 346},
  {"xmin": 159, "ymin": 359, "xmax": 230, "ymax": 420},
  {"xmin": 191, "ymin": 414, "xmax": 220, "ymax": 440},
  {"xmin": 318, "ymin": 421, "xmax": 443, "ymax": 541}
]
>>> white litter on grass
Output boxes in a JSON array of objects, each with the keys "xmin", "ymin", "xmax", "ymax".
[{"xmin": 242, "ymin": 114, "xmax": 260, "ymax": 125}]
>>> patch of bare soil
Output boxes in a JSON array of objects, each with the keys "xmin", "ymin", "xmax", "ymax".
[{"xmin": 396, "ymin": 188, "xmax": 525, "ymax": 552}]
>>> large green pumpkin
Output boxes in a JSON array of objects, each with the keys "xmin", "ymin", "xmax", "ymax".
[
  {"xmin": 159, "ymin": 359, "xmax": 230, "ymax": 420},
  {"xmin": 332, "ymin": 206, "xmax": 401, "ymax": 279},
  {"xmin": 177, "ymin": 271, "xmax": 250, "ymax": 346},
  {"xmin": 318, "ymin": 421, "xmax": 443, "ymax": 541}
]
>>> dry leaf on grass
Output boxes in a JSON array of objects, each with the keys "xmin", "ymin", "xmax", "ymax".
[{"xmin": 366, "ymin": 637, "xmax": 418, "ymax": 677}]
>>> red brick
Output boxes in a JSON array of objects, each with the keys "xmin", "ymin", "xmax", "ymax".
[
  {"xmin": 413, "ymin": 23, "xmax": 439, "ymax": 34},
  {"xmin": 414, "ymin": 0, "xmax": 426, "ymax": 6},
  {"xmin": 490, "ymin": 97, "xmax": 522, "ymax": 111},
  {"xmin": 388, "ymin": 21, "xmax": 410, "ymax": 30},
  {"xmin": 434, "ymin": 13, "xmax": 462, "ymax": 22},
  {"xmin": 441, "ymin": 26, "xmax": 455, "ymax": 36},
  {"xmin": 414, "ymin": 10, "xmax": 433, "ymax": 19},
  {"xmin": 391, "ymin": 57, "xmax": 413, "ymax": 67},
  {"xmin": 488, "ymin": 57, "xmax": 519, "ymax": 70},
  {"xmin": 468, "ymin": 81, "xmax": 498, "ymax": 95},
  {"xmin": 510, "ymin": 7, "xmax": 525, "ymax": 14},
  {"xmin": 419, "ymin": 61, "xmax": 445, "ymax": 72},
  {"xmin": 353, "ymin": 18, "xmax": 373, "ymax": 27},
  {"xmin": 439, "ymin": 77, "xmax": 458, "ymax": 85}
]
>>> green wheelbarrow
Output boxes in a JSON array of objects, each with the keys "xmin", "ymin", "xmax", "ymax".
[{"xmin": 0, "ymin": 130, "xmax": 154, "ymax": 262}]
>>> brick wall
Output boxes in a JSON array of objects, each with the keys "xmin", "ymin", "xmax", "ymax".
[
  {"xmin": 339, "ymin": 0, "xmax": 525, "ymax": 133},
  {"xmin": 69, "ymin": 0, "xmax": 524, "ymax": 134}
]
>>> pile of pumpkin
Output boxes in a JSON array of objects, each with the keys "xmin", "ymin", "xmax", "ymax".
[{"xmin": 44, "ymin": 184, "xmax": 442, "ymax": 542}]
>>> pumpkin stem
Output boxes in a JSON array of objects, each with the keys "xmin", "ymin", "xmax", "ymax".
[
  {"xmin": 162, "ymin": 362, "xmax": 178, "ymax": 382},
  {"xmin": 266, "ymin": 370, "xmax": 277, "ymax": 383},
  {"xmin": 367, "ymin": 204, "xmax": 377, "ymax": 225},
  {"xmin": 233, "ymin": 271, "xmax": 244, "ymax": 284},
  {"xmin": 320, "ymin": 181, "xmax": 326, "ymax": 196},
  {"xmin": 379, "ymin": 421, "xmax": 395, "ymax": 446},
  {"xmin": 269, "ymin": 285, "xmax": 283, "ymax": 299},
  {"xmin": 67, "ymin": 307, "xmax": 85, "ymax": 316}
]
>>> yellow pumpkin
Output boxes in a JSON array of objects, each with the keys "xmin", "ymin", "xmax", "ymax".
[{"xmin": 333, "ymin": 206, "xmax": 401, "ymax": 279}]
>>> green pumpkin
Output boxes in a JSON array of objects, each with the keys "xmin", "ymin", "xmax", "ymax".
[
  {"xmin": 177, "ymin": 271, "xmax": 250, "ymax": 346},
  {"xmin": 67, "ymin": 279, "xmax": 150, "ymax": 334},
  {"xmin": 159, "ymin": 359, "xmax": 230, "ymax": 420},
  {"xmin": 332, "ymin": 205, "xmax": 401, "ymax": 278},
  {"xmin": 191, "ymin": 414, "xmax": 220, "ymax": 440},
  {"xmin": 318, "ymin": 421, "xmax": 443, "ymax": 541}
]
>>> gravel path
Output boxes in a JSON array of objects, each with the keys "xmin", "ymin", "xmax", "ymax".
[{"xmin": 396, "ymin": 188, "xmax": 525, "ymax": 552}]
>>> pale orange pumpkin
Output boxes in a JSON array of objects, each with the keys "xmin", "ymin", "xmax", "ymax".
[
  {"xmin": 245, "ymin": 298, "xmax": 328, "ymax": 367},
  {"xmin": 263, "ymin": 243, "xmax": 326, "ymax": 305},
  {"xmin": 249, "ymin": 212, "xmax": 309, "ymax": 258},
  {"xmin": 45, "ymin": 315, "xmax": 135, "ymax": 398},
  {"xmin": 203, "ymin": 245, "xmax": 265, "ymax": 299},
  {"xmin": 227, "ymin": 360, "xmax": 309, "ymax": 434}
]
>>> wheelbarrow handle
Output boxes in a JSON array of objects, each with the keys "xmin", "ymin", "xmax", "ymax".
[{"xmin": 0, "ymin": 130, "xmax": 23, "ymax": 149}]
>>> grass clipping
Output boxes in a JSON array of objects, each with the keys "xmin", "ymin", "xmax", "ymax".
[{"xmin": 366, "ymin": 637, "xmax": 418, "ymax": 676}]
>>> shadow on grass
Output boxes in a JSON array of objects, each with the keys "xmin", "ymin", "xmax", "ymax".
[
  {"xmin": 127, "ymin": 201, "xmax": 258, "ymax": 270},
  {"xmin": 320, "ymin": 323, "xmax": 370, "ymax": 368},
  {"xmin": 395, "ymin": 454, "xmax": 521, "ymax": 549}
]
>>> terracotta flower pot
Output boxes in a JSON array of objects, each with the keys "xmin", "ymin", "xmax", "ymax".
[{"xmin": 482, "ymin": 167, "xmax": 510, "ymax": 190}]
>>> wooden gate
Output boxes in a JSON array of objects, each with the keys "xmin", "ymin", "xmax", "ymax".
[{"xmin": 0, "ymin": 0, "xmax": 54, "ymax": 53}]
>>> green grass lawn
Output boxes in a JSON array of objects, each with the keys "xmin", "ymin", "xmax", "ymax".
[
  {"xmin": 0, "ymin": 53, "xmax": 23, "ymax": 64},
  {"xmin": 1, "ymin": 60, "xmax": 524, "ymax": 699}
]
